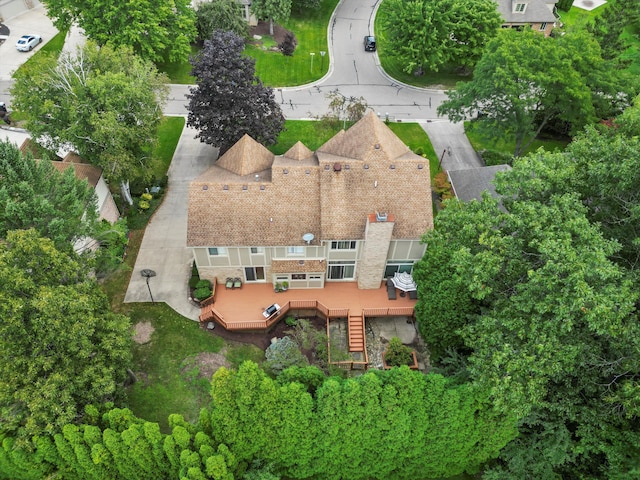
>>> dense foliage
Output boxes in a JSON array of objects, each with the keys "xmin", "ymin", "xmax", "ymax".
[
  {"xmin": 10, "ymin": 43, "xmax": 169, "ymax": 191},
  {"xmin": 187, "ymin": 30, "xmax": 285, "ymax": 155},
  {"xmin": 40, "ymin": 0, "xmax": 196, "ymax": 63},
  {"xmin": 438, "ymin": 28, "xmax": 637, "ymax": 156},
  {"xmin": 250, "ymin": 0, "xmax": 292, "ymax": 35},
  {"xmin": 0, "ymin": 140, "xmax": 97, "ymax": 252},
  {"xmin": 0, "ymin": 363, "xmax": 516, "ymax": 479},
  {"xmin": 0, "ymin": 230, "xmax": 132, "ymax": 440},
  {"xmin": 414, "ymin": 99, "xmax": 640, "ymax": 478},
  {"xmin": 195, "ymin": 0, "xmax": 249, "ymax": 43},
  {"xmin": 381, "ymin": 0, "xmax": 502, "ymax": 74}
]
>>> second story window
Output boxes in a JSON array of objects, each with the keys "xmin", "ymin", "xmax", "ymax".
[
  {"xmin": 208, "ymin": 247, "xmax": 227, "ymax": 256},
  {"xmin": 514, "ymin": 3, "xmax": 527, "ymax": 12},
  {"xmin": 331, "ymin": 241, "xmax": 356, "ymax": 250},
  {"xmin": 287, "ymin": 246, "xmax": 305, "ymax": 256}
]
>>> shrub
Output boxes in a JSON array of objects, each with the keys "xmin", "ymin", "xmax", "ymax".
[
  {"xmin": 433, "ymin": 171, "xmax": 452, "ymax": 195},
  {"xmin": 285, "ymin": 316, "xmax": 298, "ymax": 327},
  {"xmin": 93, "ymin": 218, "xmax": 129, "ymax": 276},
  {"xmin": 384, "ymin": 337, "xmax": 414, "ymax": 367},
  {"xmin": 138, "ymin": 200, "xmax": 150, "ymax": 210},
  {"xmin": 195, "ymin": 279, "xmax": 211, "ymax": 290},
  {"xmin": 141, "ymin": 192, "xmax": 153, "ymax": 201},
  {"xmin": 264, "ymin": 336, "xmax": 308, "ymax": 376},
  {"xmin": 193, "ymin": 286, "xmax": 212, "ymax": 301},
  {"xmin": 479, "ymin": 149, "xmax": 513, "ymax": 166}
]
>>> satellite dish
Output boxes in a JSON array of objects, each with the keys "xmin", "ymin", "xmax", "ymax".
[{"xmin": 302, "ymin": 233, "xmax": 314, "ymax": 244}]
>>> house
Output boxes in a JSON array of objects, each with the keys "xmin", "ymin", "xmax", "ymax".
[
  {"xmin": 496, "ymin": 0, "xmax": 559, "ymax": 36},
  {"xmin": 187, "ymin": 111, "xmax": 433, "ymax": 291}
]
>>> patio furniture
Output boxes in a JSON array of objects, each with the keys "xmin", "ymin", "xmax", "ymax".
[
  {"xmin": 391, "ymin": 272, "xmax": 417, "ymax": 292},
  {"xmin": 263, "ymin": 303, "xmax": 281, "ymax": 318},
  {"xmin": 386, "ymin": 277, "xmax": 397, "ymax": 300},
  {"xmin": 233, "ymin": 278, "xmax": 242, "ymax": 288},
  {"xmin": 225, "ymin": 277, "xmax": 234, "ymax": 289},
  {"xmin": 408, "ymin": 289, "xmax": 418, "ymax": 300}
]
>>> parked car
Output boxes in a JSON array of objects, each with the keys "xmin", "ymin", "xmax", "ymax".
[
  {"xmin": 364, "ymin": 35, "xmax": 376, "ymax": 52},
  {"xmin": 15, "ymin": 34, "xmax": 42, "ymax": 52}
]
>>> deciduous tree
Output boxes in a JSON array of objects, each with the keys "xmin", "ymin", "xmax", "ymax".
[
  {"xmin": 250, "ymin": 0, "xmax": 292, "ymax": 35},
  {"xmin": 195, "ymin": 0, "xmax": 248, "ymax": 43},
  {"xmin": 10, "ymin": 43, "xmax": 169, "ymax": 204},
  {"xmin": 381, "ymin": 0, "xmax": 502, "ymax": 74},
  {"xmin": 438, "ymin": 28, "xmax": 633, "ymax": 156},
  {"xmin": 40, "ymin": 0, "xmax": 196, "ymax": 63},
  {"xmin": 187, "ymin": 30, "xmax": 284, "ymax": 154},
  {"xmin": 0, "ymin": 230, "xmax": 132, "ymax": 439}
]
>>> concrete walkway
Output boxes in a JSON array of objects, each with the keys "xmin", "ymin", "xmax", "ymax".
[{"xmin": 123, "ymin": 126, "xmax": 218, "ymax": 320}]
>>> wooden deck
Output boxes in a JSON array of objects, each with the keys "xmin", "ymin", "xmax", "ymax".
[{"xmin": 200, "ymin": 281, "xmax": 416, "ymax": 335}]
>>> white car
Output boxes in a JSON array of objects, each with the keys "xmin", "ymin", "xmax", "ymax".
[{"xmin": 15, "ymin": 34, "xmax": 42, "ymax": 52}]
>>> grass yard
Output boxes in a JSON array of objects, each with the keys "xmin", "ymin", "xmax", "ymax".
[
  {"xmin": 246, "ymin": 0, "xmax": 338, "ymax": 86},
  {"xmin": 464, "ymin": 121, "xmax": 570, "ymax": 158},
  {"xmin": 271, "ymin": 119, "xmax": 439, "ymax": 179},
  {"xmin": 156, "ymin": 44, "xmax": 199, "ymax": 84}
]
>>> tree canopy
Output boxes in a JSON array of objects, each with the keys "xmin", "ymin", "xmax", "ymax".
[
  {"xmin": 438, "ymin": 28, "xmax": 636, "ymax": 156},
  {"xmin": 195, "ymin": 0, "xmax": 249, "ymax": 43},
  {"xmin": 0, "ymin": 139, "xmax": 97, "ymax": 252},
  {"xmin": 414, "ymin": 100, "xmax": 640, "ymax": 478},
  {"xmin": 0, "ymin": 229, "xmax": 132, "ymax": 440},
  {"xmin": 381, "ymin": 0, "xmax": 502, "ymax": 74},
  {"xmin": 40, "ymin": 0, "xmax": 196, "ymax": 63},
  {"xmin": 187, "ymin": 30, "xmax": 285, "ymax": 155},
  {"xmin": 250, "ymin": 0, "xmax": 292, "ymax": 36},
  {"xmin": 10, "ymin": 42, "xmax": 169, "ymax": 195}
]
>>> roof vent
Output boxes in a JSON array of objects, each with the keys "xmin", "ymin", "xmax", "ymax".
[
  {"xmin": 374, "ymin": 144, "xmax": 380, "ymax": 149},
  {"xmin": 333, "ymin": 163, "xmax": 342, "ymax": 172},
  {"xmin": 255, "ymin": 174, "xmax": 260, "ymax": 181},
  {"xmin": 376, "ymin": 212, "xmax": 387, "ymax": 222}
]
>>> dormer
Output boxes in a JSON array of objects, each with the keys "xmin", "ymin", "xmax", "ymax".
[{"xmin": 512, "ymin": 0, "xmax": 528, "ymax": 13}]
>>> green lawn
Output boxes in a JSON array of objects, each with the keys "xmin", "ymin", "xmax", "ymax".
[
  {"xmin": 271, "ymin": 119, "xmax": 439, "ymax": 179},
  {"xmin": 246, "ymin": 0, "xmax": 338, "ymax": 86},
  {"xmin": 157, "ymin": 44, "xmax": 199, "ymax": 84},
  {"xmin": 12, "ymin": 28, "xmax": 69, "ymax": 80},
  {"xmin": 464, "ymin": 121, "xmax": 570, "ymax": 158}
]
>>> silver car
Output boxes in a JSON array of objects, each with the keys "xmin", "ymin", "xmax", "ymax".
[{"xmin": 15, "ymin": 34, "xmax": 42, "ymax": 52}]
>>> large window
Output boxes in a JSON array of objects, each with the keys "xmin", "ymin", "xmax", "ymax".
[
  {"xmin": 384, "ymin": 261, "xmax": 414, "ymax": 278},
  {"xmin": 539, "ymin": 22, "xmax": 547, "ymax": 31},
  {"xmin": 328, "ymin": 260, "xmax": 355, "ymax": 279},
  {"xmin": 244, "ymin": 266, "xmax": 265, "ymax": 282},
  {"xmin": 331, "ymin": 240, "xmax": 356, "ymax": 250},
  {"xmin": 287, "ymin": 246, "xmax": 305, "ymax": 256},
  {"xmin": 208, "ymin": 247, "xmax": 227, "ymax": 256},
  {"xmin": 250, "ymin": 247, "xmax": 263, "ymax": 254}
]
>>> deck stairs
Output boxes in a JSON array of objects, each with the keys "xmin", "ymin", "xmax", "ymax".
[
  {"xmin": 347, "ymin": 313, "xmax": 365, "ymax": 352},
  {"xmin": 199, "ymin": 302, "xmax": 215, "ymax": 323}
]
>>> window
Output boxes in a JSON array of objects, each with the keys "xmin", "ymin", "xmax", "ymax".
[
  {"xmin": 384, "ymin": 261, "xmax": 414, "ymax": 278},
  {"xmin": 328, "ymin": 261, "xmax": 355, "ymax": 279},
  {"xmin": 244, "ymin": 267, "xmax": 265, "ymax": 282},
  {"xmin": 331, "ymin": 240, "xmax": 356, "ymax": 250},
  {"xmin": 250, "ymin": 247, "xmax": 263, "ymax": 254},
  {"xmin": 514, "ymin": 3, "xmax": 526, "ymax": 12},
  {"xmin": 292, "ymin": 273, "xmax": 306, "ymax": 280},
  {"xmin": 539, "ymin": 22, "xmax": 547, "ymax": 31},
  {"xmin": 208, "ymin": 247, "xmax": 227, "ymax": 256},
  {"xmin": 287, "ymin": 246, "xmax": 305, "ymax": 256}
]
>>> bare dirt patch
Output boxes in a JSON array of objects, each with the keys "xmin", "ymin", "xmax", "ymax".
[
  {"xmin": 184, "ymin": 351, "xmax": 232, "ymax": 379},
  {"xmin": 249, "ymin": 21, "xmax": 291, "ymax": 48},
  {"xmin": 132, "ymin": 321, "xmax": 154, "ymax": 344}
]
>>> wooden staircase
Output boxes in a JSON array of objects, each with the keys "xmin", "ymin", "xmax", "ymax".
[{"xmin": 348, "ymin": 313, "xmax": 365, "ymax": 352}]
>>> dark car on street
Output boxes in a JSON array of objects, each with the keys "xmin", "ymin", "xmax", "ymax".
[{"xmin": 364, "ymin": 35, "xmax": 376, "ymax": 52}]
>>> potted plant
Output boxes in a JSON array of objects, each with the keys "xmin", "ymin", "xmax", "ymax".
[
  {"xmin": 382, "ymin": 337, "xmax": 418, "ymax": 370},
  {"xmin": 282, "ymin": 281, "xmax": 289, "ymax": 291},
  {"xmin": 274, "ymin": 282, "xmax": 283, "ymax": 292}
]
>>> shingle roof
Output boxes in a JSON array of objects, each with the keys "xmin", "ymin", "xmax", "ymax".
[
  {"xmin": 496, "ymin": 0, "xmax": 557, "ymax": 24},
  {"xmin": 283, "ymin": 141, "xmax": 314, "ymax": 161},
  {"xmin": 215, "ymin": 134, "xmax": 274, "ymax": 176},
  {"xmin": 50, "ymin": 159, "xmax": 103, "ymax": 187},
  {"xmin": 317, "ymin": 111, "xmax": 409, "ymax": 161}
]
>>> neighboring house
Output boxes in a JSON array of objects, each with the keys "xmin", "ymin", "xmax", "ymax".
[
  {"xmin": 20, "ymin": 140, "xmax": 121, "ymax": 252},
  {"xmin": 188, "ymin": 112, "xmax": 433, "ymax": 290},
  {"xmin": 447, "ymin": 164, "xmax": 511, "ymax": 210},
  {"xmin": 496, "ymin": 0, "xmax": 559, "ymax": 36}
]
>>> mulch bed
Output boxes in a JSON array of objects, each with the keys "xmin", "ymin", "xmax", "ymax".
[
  {"xmin": 203, "ymin": 315, "xmax": 327, "ymax": 351},
  {"xmin": 248, "ymin": 21, "xmax": 291, "ymax": 48}
]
